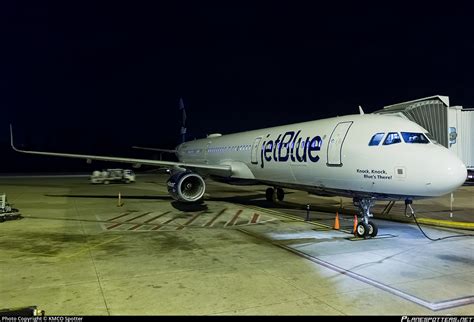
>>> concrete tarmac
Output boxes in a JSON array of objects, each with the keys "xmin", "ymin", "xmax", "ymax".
[{"xmin": 0, "ymin": 174, "xmax": 472, "ymax": 315}]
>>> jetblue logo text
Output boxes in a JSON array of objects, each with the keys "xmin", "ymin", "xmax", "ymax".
[{"xmin": 260, "ymin": 130, "xmax": 322, "ymax": 168}]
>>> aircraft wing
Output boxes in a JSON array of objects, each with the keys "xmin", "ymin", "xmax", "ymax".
[
  {"xmin": 10, "ymin": 126, "xmax": 232, "ymax": 176},
  {"xmin": 132, "ymin": 146, "xmax": 177, "ymax": 153}
]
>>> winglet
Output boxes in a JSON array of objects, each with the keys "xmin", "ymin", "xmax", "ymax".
[
  {"xmin": 9, "ymin": 124, "xmax": 18, "ymax": 152},
  {"xmin": 358, "ymin": 105, "xmax": 365, "ymax": 115}
]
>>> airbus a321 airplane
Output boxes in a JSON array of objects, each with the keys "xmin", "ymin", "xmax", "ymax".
[{"xmin": 10, "ymin": 112, "xmax": 467, "ymax": 238}]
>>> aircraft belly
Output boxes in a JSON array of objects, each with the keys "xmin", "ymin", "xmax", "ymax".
[
  {"xmin": 290, "ymin": 163, "xmax": 312, "ymax": 185},
  {"xmin": 251, "ymin": 162, "xmax": 296, "ymax": 185}
]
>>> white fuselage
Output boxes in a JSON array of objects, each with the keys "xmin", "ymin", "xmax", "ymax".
[{"xmin": 176, "ymin": 114, "xmax": 467, "ymax": 200}]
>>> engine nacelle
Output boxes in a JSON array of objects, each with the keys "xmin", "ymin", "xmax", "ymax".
[{"xmin": 167, "ymin": 171, "xmax": 206, "ymax": 202}]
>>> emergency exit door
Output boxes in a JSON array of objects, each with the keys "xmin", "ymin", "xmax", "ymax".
[{"xmin": 327, "ymin": 121, "xmax": 353, "ymax": 166}]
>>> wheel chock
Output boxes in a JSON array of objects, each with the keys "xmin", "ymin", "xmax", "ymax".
[{"xmin": 353, "ymin": 215, "xmax": 358, "ymax": 235}]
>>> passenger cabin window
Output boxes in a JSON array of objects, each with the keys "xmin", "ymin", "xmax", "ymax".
[
  {"xmin": 401, "ymin": 132, "xmax": 429, "ymax": 144},
  {"xmin": 368, "ymin": 133, "xmax": 385, "ymax": 146},
  {"xmin": 383, "ymin": 132, "xmax": 401, "ymax": 145}
]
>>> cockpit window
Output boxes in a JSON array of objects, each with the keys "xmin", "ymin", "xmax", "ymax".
[
  {"xmin": 401, "ymin": 132, "xmax": 429, "ymax": 144},
  {"xmin": 383, "ymin": 132, "xmax": 402, "ymax": 145},
  {"xmin": 368, "ymin": 133, "xmax": 385, "ymax": 146}
]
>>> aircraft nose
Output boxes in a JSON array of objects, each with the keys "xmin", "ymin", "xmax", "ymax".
[
  {"xmin": 429, "ymin": 151, "xmax": 467, "ymax": 195},
  {"xmin": 449, "ymin": 156, "xmax": 468, "ymax": 188}
]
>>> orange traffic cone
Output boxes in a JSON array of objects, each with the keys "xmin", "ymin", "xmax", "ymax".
[
  {"xmin": 334, "ymin": 212, "xmax": 340, "ymax": 230},
  {"xmin": 353, "ymin": 215, "xmax": 358, "ymax": 235}
]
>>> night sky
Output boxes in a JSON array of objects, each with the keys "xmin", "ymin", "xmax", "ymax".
[{"xmin": 2, "ymin": 3, "xmax": 474, "ymax": 172}]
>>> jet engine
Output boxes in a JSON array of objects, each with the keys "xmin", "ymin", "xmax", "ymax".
[{"xmin": 167, "ymin": 171, "xmax": 206, "ymax": 202}]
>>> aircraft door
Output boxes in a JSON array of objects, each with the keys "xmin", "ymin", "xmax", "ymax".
[
  {"xmin": 204, "ymin": 142, "xmax": 211, "ymax": 164},
  {"xmin": 327, "ymin": 121, "xmax": 353, "ymax": 166},
  {"xmin": 251, "ymin": 137, "xmax": 262, "ymax": 164}
]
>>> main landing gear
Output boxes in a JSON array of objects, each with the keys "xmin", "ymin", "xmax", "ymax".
[
  {"xmin": 353, "ymin": 198, "xmax": 378, "ymax": 239},
  {"xmin": 265, "ymin": 187, "xmax": 284, "ymax": 202}
]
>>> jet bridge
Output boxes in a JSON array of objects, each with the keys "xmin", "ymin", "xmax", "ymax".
[{"xmin": 373, "ymin": 95, "xmax": 474, "ymax": 170}]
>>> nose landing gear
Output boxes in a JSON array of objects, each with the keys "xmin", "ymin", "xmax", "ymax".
[{"xmin": 353, "ymin": 198, "xmax": 378, "ymax": 239}]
